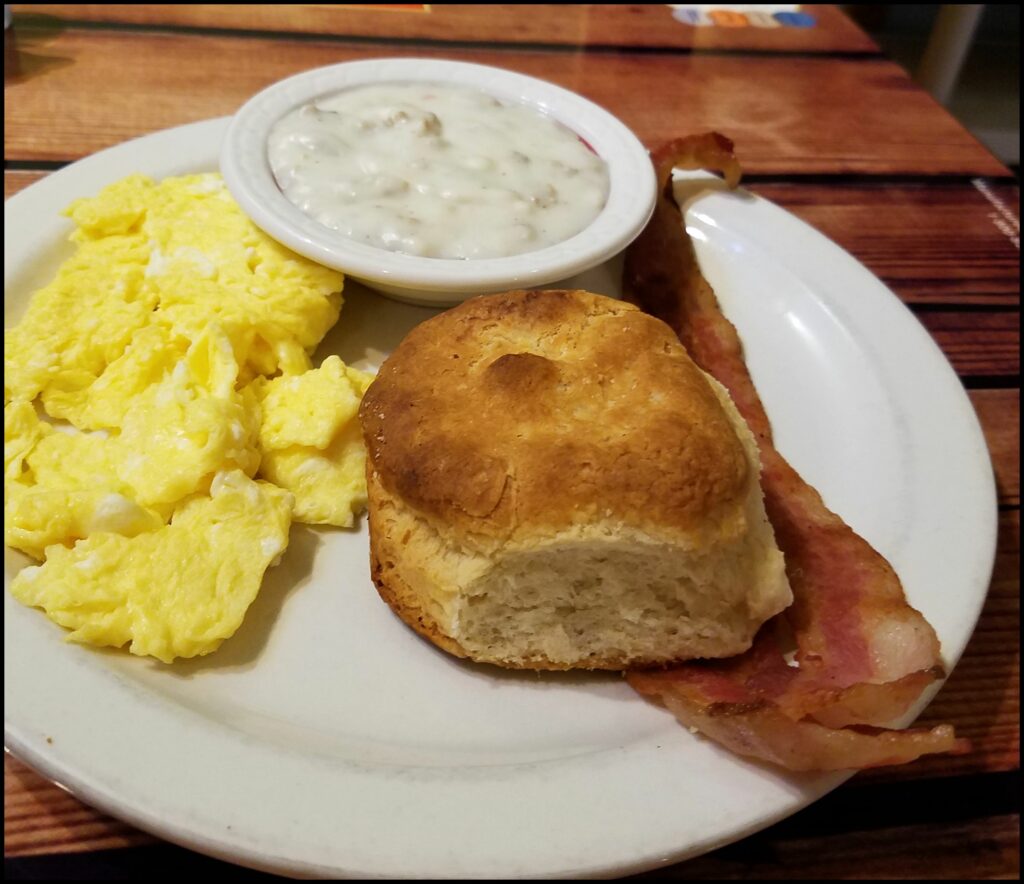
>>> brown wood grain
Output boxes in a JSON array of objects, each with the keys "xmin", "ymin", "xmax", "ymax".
[
  {"xmin": 3, "ymin": 168, "xmax": 47, "ymax": 199},
  {"xmin": 973, "ymin": 390, "xmax": 1021, "ymax": 507},
  {"xmin": 636, "ymin": 814, "xmax": 1020, "ymax": 879},
  {"xmin": 2, "ymin": 27, "xmax": 1007, "ymax": 175},
  {"xmin": 750, "ymin": 182, "xmax": 1021, "ymax": 308},
  {"xmin": 4, "ymin": 754, "xmax": 155, "ymax": 856},
  {"xmin": 915, "ymin": 311, "xmax": 1020, "ymax": 378},
  {"xmin": 10, "ymin": 4, "xmax": 880, "ymax": 54}
]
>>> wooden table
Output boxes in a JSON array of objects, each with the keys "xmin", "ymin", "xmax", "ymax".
[{"xmin": 4, "ymin": 4, "xmax": 1019, "ymax": 879}]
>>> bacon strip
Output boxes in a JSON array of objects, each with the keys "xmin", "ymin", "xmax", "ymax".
[{"xmin": 622, "ymin": 135, "xmax": 968, "ymax": 770}]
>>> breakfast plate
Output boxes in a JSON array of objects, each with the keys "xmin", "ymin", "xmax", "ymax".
[{"xmin": 4, "ymin": 118, "xmax": 997, "ymax": 878}]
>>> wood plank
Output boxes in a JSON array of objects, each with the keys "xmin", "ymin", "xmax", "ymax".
[
  {"xmin": 3, "ymin": 755, "xmax": 155, "ymax": 857},
  {"xmin": 915, "ymin": 311, "xmax": 1020, "ymax": 378},
  {"xmin": 639, "ymin": 814, "xmax": 1021, "ymax": 879},
  {"xmin": 750, "ymin": 182, "xmax": 1021, "ymax": 308},
  {"xmin": 971, "ymin": 390, "xmax": 1020, "ymax": 507},
  {"xmin": 3, "ymin": 169, "xmax": 48, "ymax": 199},
  {"xmin": 2, "ymin": 28, "xmax": 1007, "ymax": 175},
  {"xmin": 10, "ymin": 5, "xmax": 880, "ymax": 54},
  {"xmin": 5, "ymin": 812, "xmax": 1019, "ymax": 879}
]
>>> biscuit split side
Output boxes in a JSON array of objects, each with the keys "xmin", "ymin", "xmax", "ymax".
[{"xmin": 360, "ymin": 289, "xmax": 792, "ymax": 670}]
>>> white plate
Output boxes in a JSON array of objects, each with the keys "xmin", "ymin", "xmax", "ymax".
[{"xmin": 4, "ymin": 118, "xmax": 997, "ymax": 879}]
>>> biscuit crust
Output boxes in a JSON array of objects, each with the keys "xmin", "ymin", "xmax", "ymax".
[{"xmin": 359, "ymin": 289, "xmax": 750, "ymax": 552}]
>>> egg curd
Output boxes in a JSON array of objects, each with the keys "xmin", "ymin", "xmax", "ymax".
[{"xmin": 5, "ymin": 173, "xmax": 374, "ymax": 663}]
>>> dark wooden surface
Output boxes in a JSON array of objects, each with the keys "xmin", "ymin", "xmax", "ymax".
[
  {"xmin": 12, "ymin": 4, "xmax": 880, "ymax": 53},
  {"xmin": 3, "ymin": 5, "xmax": 1020, "ymax": 880},
  {"xmin": 2, "ymin": 28, "xmax": 1007, "ymax": 175}
]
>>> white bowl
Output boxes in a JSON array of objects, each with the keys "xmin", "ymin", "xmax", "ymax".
[{"xmin": 220, "ymin": 59, "xmax": 656, "ymax": 306}]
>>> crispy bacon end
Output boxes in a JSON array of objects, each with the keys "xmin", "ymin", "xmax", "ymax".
[{"xmin": 622, "ymin": 134, "xmax": 970, "ymax": 771}]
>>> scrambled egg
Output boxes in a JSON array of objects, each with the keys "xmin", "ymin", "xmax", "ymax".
[
  {"xmin": 5, "ymin": 174, "xmax": 342, "ymax": 407},
  {"xmin": 250, "ymin": 356, "xmax": 373, "ymax": 527},
  {"xmin": 10, "ymin": 471, "xmax": 292, "ymax": 664},
  {"xmin": 19, "ymin": 326, "xmax": 261, "ymax": 515},
  {"xmin": 4, "ymin": 173, "xmax": 374, "ymax": 661}
]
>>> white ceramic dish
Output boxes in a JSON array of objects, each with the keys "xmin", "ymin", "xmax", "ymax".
[
  {"xmin": 220, "ymin": 59, "xmax": 656, "ymax": 306},
  {"xmin": 4, "ymin": 118, "xmax": 997, "ymax": 879}
]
